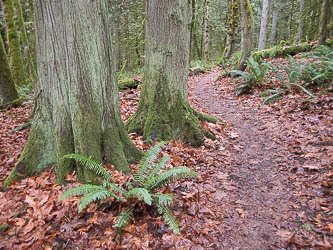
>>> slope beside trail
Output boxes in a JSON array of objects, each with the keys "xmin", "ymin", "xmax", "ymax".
[{"xmin": 187, "ymin": 69, "xmax": 333, "ymax": 248}]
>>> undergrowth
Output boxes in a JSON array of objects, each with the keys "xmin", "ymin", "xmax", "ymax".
[{"xmin": 60, "ymin": 142, "xmax": 198, "ymax": 235}]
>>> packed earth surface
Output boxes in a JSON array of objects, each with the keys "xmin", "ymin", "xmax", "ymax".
[{"xmin": 1, "ymin": 61, "xmax": 333, "ymax": 248}]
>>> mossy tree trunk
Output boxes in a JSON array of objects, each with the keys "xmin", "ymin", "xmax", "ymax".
[
  {"xmin": 4, "ymin": 0, "xmax": 142, "ymax": 188},
  {"xmin": 202, "ymin": 0, "xmax": 210, "ymax": 60},
  {"xmin": 298, "ymin": 0, "xmax": 305, "ymax": 41},
  {"xmin": 126, "ymin": 0, "xmax": 216, "ymax": 147},
  {"xmin": 258, "ymin": 0, "xmax": 270, "ymax": 50},
  {"xmin": 0, "ymin": 34, "xmax": 19, "ymax": 105},
  {"xmin": 3, "ymin": 0, "xmax": 28, "ymax": 86},
  {"xmin": 237, "ymin": 0, "xmax": 254, "ymax": 70},
  {"xmin": 319, "ymin": 0, "xmax": 329, "ymax": 45},
  {"xmin": 269, "ymin": 1, "xmax": 279, "ymax": 46},
  {"xmin": 224, "ymin": 0, "xmax": 239, "ymax": 59},
  {"xmin": 14, "ymin": 0, "xmax": 37, "ymax": 83}
]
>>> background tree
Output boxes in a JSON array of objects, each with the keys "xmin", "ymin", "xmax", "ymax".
[
  {"xmin": 269, "ymin": 1, "xmax": 279, "ymax": 46},
  {"xmin": 258, "ymin": 0, "xmax": 270, "ymax": 50},
  {"xmin": 202, "ymin": 0, "xmax": 210, "ymax": 60},
  {"xmin": 319, "ymin": 0, "xmax": 330, "ymax": 45},
  {"xmin": 126, "ymin": 0, "xmax": 215, "ymax": 147},
  {"xmin": 223, "ymin": 0, "xmax": 239, "ymax": 59},
  {"xmin": 0, "ymin": 34, "xmax": 19, "ymax": 105},
  {"xmin": 4, "ymin": 0, "xmax": 142, "ymax": 187},
  {"xmin": 3, "ymin": 0, "xmax": 28, "ymax": 86},
  {"xmin": 298, "ymin": 0, "xmax": 305, "ymax": 41},
  {"xmin": 237, "ymin": 0, "xmax": 254, "ymax": 70}
]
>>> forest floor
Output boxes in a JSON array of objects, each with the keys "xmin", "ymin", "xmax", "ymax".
[{"xmin": 1, "ymin": 57, "xmax": 333, "ymax": 249}]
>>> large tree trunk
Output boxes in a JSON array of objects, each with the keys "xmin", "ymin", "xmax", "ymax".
[
  {"xmin": 269, "ymin": 1, "xmax": 278, "ymax": 46},
  {"xmin": 258, "ymin": 0, "xmax": 270, "ymax": 50},
  {"xmin": 126, "ymin": 0, "xmax": 215, "ymax": 147},
  {"xmin": 224, "ymin": 0, "xmax": 239, "ymax": 59},
  {"xmin": 4, "ymin": 0, "xmax": 142, "ymax": 188},
  {"xmin": 3, "ymin": 0, "xmax": 28, "ymax": 86},
  {"xmin": 237, "ymin": 0, "xmax": 254, "ymax": 70},
  {"xmin": 0, "ymin": 34, "xmax": 19, "ymax": 105},
  {"xmin": 298, "ymin": 0, "xmax": 305, "ymax": 41},
  {"xmin": 319, "ymin": 0, "xmax": 329, "ymax": 45}
]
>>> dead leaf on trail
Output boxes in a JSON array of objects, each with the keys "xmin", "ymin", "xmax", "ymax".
[
  {"xmin": 229, "ymin": 132, "xmax": 239, "ymax": 139},
  {"xmin": 303, "ymin": 164, "xmax": 320, "ymax": 171},
  {"xmin": 276, "ymin": 230, "xmax": 294, "ymax": 242}
]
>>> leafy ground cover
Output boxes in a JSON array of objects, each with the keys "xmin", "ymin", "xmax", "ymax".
[{"xmin": 0, "ymin": 56, "xmax": 333, "ymax": 248}]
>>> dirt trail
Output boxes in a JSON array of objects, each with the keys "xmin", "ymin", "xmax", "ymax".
[{"xmin": 191, "ymin": 71, "xmax": 299, "ymax": 248}]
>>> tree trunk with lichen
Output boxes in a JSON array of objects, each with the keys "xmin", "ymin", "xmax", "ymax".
[
  {"xmin": 319, "ymin": 0, "xmax": 329, "ymax": 45},
  {"xmin": 4, "ymin": 0, "xmax": 142, "ymax": 188},
  {"xmin": 126, "ymin": 0, "xmax": 216, "ymax": 147},
  {"xmin": 3, "ymin": 0, "xmax": 28, "ymax": 86},
  {"xmin": 224, "ymin": 0, "xmax": 239, "ymax": 59},
  {"xmin": 269, "ymin": 2, "xmax": 278, "ymax": 46},
  {"xmin": 0, "ymin": 34, "xmax": 19, "ymax": 105},
  {"xmin": 202, "ymin": 0, "xmax": 210, "ymax": 60},
  {"xmin": 258, "ymin": 0, "xmax": 270, "ymax": 50},
  {"xmin": 14, "ymin": 0, "xmax": 37, "ymax": 83},
  {"xmin": 237, "ymin": 0, "xmax": 254, "ymax": 70},
  {"xmin": 298, "ymin": 0, "xmax": 305, "ymax": 41}
]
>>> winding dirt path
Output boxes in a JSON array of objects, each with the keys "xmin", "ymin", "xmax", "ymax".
[{"xmin": 190, "ymin": 71, "xmax": 300, "ymax": 248}]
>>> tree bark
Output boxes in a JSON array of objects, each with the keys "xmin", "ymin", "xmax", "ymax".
[
  {"xmin": 4, "ymin": 0, "xmax": 142, "ymax": 188},
  {"xmin": 269, "ymin": 1, "xmax": 278, "ymax": 46},
  {"xmin": 0, "ymin": 34, "xmax": 19, "ymax": 105},
  {"xmin": 298, "ymin": 0, "xmax": 305, "ymax": 41},
  {"xmin": 202, "ymin": 0, "xmax": 210, "ymax": 60},
  {"xmin": 224, "ymin": 0, "xmax": 239, "ymax": 59},
  {"xmin": 126, "ymin": 0, "xmax": 215, "ymax": 147},
  {"xmin": 3, "ymin": 0, "xmax": 28, "ymax": 86},
  {"xmin": 258, "ymin": 0, "xmax": 270, "ymax": 50},
  {"xmin": 319, "ymin": 0, "xmax": 329, "ymax": 45},
  {"xmin": 237, "ymin": 0, "xmax": 254, "ymax": 70}
]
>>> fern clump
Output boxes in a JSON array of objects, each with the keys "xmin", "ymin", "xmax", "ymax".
[
  {"xmin": 59, "ymin": 142, "xmax": 198, "ymax": 235},
  {"xmin": 231, "ymin": 56, "xmax": 270, "ymax": 95}
]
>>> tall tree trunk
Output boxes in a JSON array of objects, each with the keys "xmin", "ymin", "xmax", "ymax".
[
  {"xmin": 224, "ymin": 0, "xmax": 239, "ymax": 59},
  {"xmin": 237, "ymin": 0, "xmax": 254, "ymax": 70},
  {"xmin": 202, "ymin": 0, "xmax": 210, "ymax": 60},
  {"xmin": 14, "ymin": 0, "xmax": 37, "ymax": 83},
  {"xmin": 258, "ymin": 0, "xmax": 270, "ymax": 50},
  {"xmin": 0, "ymin": 34, "xmax": 19, "ymax": 105},
  {"xmin": 3, "ymin": 0, "xmax": 28, "ymax": 86},
  {"xmin": 298, "ymin": 0, "xmax": 305, "ymax": 41},
  {"xmin": 126, "ymin": 0, "xmax": 215, "ymax": 147},
  {"xmin": 319, "ymin": 0, "xmax": 329, "ymax": 45},
  {"xmin": 111, "ymin": 10, "xmax": 121, "ymax": 72},
  {"xmin": 4, "ymin": 0, "xmax": 142, "ymax": 188},
  {"xmin": 269, "ymin": 1, "xmax": 278, "ymax": 46},
  {"xmin": 288, "ymin": 0, "xmax": 295, "ymax": 41}
]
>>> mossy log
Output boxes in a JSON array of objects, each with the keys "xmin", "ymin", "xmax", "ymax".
[
  {"xmin": 118, "ymin": 78, "xmax": 141, "ymax": 90},
  {"xmin": 252, "ymin": 39, "xmax": 333, "ymax": 61}
]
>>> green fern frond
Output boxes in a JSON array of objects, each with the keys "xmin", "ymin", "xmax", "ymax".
[
  {"xmin": 61, "ymin": 154, "xmax": 112, "ymax": 181},
  {"xmin": 144, "ymin": 156, "xmax": 170, "ymax": 189},
  {"xmin": 134, "ymin": 142, "xmax": 165, "ymax": 187},
  {"xmin": 150, "ymin": 167, "xmax": 198, "ymax": 189},
  {"xmin": 126, "ymin": 188, "xmax": 152, "ymax": 205},
  {"xmin": 102, "ymin": 180, "xmax": 127, "ymax": 196},
  {"xmin": 59, "ymin": 184, "xmax": 106, "ymax": 201},
  {"xmin": 115, "ymin": 207, "xmax": 133, "ymax": 233},
  {"xmin": 154, "ymin": 193, "xmax": 174, "ymax": 207},
  {"xmin": 157, "ymin": 205, "xmax": 180, "ymax": 234},
  {"xmin": 78, "ymin": 189, "xmax": 119, "ymax": 213}
]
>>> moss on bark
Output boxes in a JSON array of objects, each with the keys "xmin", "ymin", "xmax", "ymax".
[
  {"xmin": 0, "ymin": 34, "xmax": 19, "ymax": 105},
  {"xmin": 3, "ymin": 0, "xmax": 28, "ymax": 86}
]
